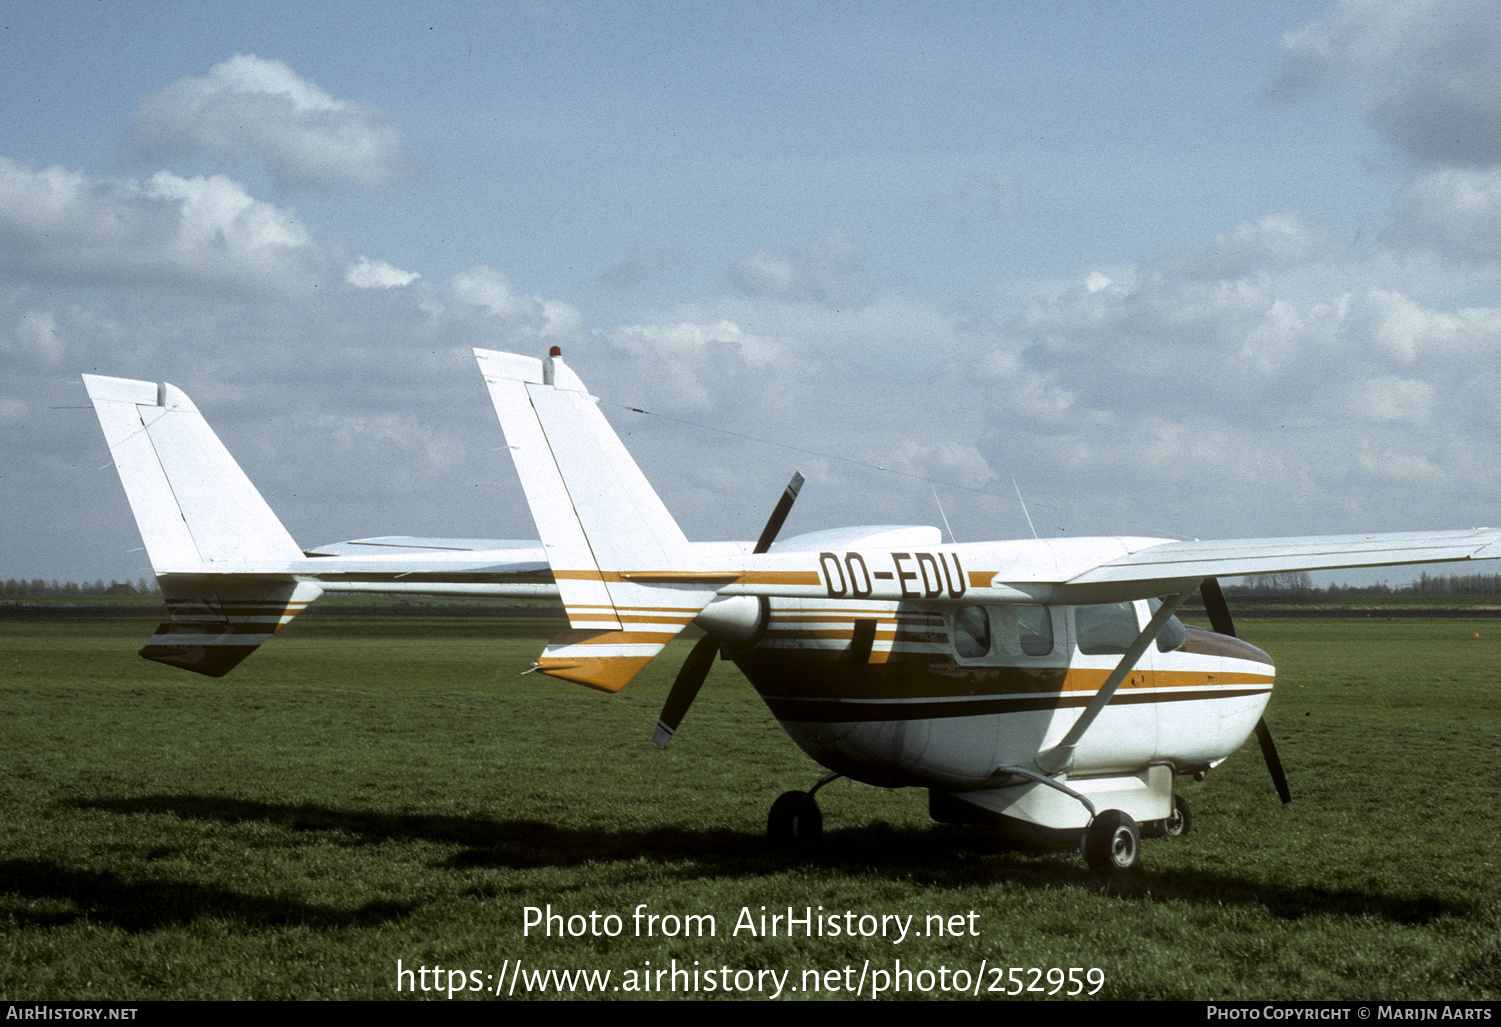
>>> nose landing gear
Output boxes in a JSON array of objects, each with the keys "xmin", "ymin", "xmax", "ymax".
[{"xmin": 767, "ymin": 772, "xmax": 842, "ymax": 845}]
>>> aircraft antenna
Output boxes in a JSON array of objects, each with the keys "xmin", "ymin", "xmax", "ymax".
[
  {"xmin": 929, "ymin": 481, "xmax": 957, "ymax": 544},
  {"xmin": 1011, "ymin": 474, "xmax": 1039, "ymax": 540}
]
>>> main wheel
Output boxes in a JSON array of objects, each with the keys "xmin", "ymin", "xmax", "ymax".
[
  {"xmin": 768, "ymin": 790, "xmax": 822, "ymax": 846},
  {"xmin": 1082, "ymin": 809, "xmax": 1141, "ymax": 872},
  {"xmin": 1162, "ymin": 794, "xmax": 1192, "ymax": 838}
]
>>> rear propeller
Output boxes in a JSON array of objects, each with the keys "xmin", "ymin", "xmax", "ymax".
[
  {"xmin": 1199, "ymin": 576, "xmax": 1291, "ymax": 805},
  {"xmin": 652, "ymin": 472, "xmax": 804, "ymax": 749}
]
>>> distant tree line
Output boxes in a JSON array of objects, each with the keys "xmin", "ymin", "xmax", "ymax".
[
  {"xmin": 2, "ymin": 578, "xmax": 159, "ymax": 596},
  {"xmin": 1224, "ymin": 571, "xmax": 1501, "ymax": 597}
]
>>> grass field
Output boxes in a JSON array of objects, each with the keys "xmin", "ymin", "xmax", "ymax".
[{"xmin": 1, "ymin": 606, "xmax": 1499, "ymax": 1001}]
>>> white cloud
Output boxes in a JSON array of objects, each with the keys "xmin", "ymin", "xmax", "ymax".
[
  {"xmin": 726, "ymin": 229, "xmax": 869, "ymax": 307},
  {"xmin": 129, "ymin": 54, "xmax": 411, "ymax": 189},
  {"xmin": 884, "ymin": 440, "xmax": 996, "ymax": 487},
  {"xmin": 346, "ymin": 256, "xmax": 419, "ymax": 289},
  {"xmin": 449, "ymin": 266, "xmax": 582, "ymax": 336},
  {"xmin": 613, "ymin": 318, "xmax": 784, "ymax": 366},
  {"xmin": 1355, "ymin": 442, "xmax": 1444, "ymax": 483},
  {"xmin": 1347, "ymin": 374, "xmax": 1433, "ymax": 424},
  {"xmin": 145, "ymin": 171, "xmax": 313, "ymax": 253},
  {"xmin": 1274, "ymin": 0, "xmax": 1501, "ymax": 168},
  {"xmin": 1358, "ymin": 288, "xmax": 1501, "ymax": 363},
  {"xmin": 607, "ymin": 319, "xmax": 788, "ymax": 410},
  {"xmin": 1396, "ymin": 168, "xmax": 1501, "ymax": 255},
  {"xmin": 1178, "ymin": 213, "xmax": 1336, "ymax": 279},
  {"xmin": 310, "ymin": 411, "xmax": 465, "ymax": 477},
  {"xmin": 0, "ymin": 159, "xmax": 320, "ymax": 292},
  {"xmin": 980, "ymin": 351, "xmax": 1076, "ymax": 421}
]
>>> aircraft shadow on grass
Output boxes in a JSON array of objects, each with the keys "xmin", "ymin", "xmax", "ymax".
[
  {"xmin": 0, "ymin": 855, "xmax": 412, "ymax": 933},
  {"xmin": 60, "ymin": 793, "xmax": 1457, "ymax": 929}
]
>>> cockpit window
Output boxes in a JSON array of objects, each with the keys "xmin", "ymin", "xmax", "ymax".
[
  {"xmin": 1147, "ymin": 597, "xmax": 1189, "ymax": 652},
  {"xmin": 951, "ymin": 605, "xmax": 990, "ymax": 658},
  {"xmin": 1074, "ymin": 602, "xmax": 1140, "ymax": 655}
]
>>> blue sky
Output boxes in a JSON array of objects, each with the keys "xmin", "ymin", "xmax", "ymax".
[{"xmin": 5, "ymin": 1, "xmax": 1501, "ymax": 588}]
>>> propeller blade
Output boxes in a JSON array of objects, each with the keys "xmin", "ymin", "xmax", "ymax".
[
  {"xmin": 655, "ymin": 473, "xmax": 802, "ymax": 749},
  {"xmin": 1254, "ymin": 716, "xmax": 1293, "ymax": 805},
  {"xmin": 1199, "ymin": 575, "xmax": 1237, "ymax": 638},
  {"xmin": 1201, "ymin": 576, "xmax": 1290, "ymax": 803},
  {"xmin": 652, "ymin": 634, "xmax": 720, "ymax": 749},
  {"xmin": 753, "ymin": 472, "xmax": 805, "ymax": 554}
]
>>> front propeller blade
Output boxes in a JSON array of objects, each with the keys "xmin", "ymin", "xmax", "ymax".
[
  {"xmin": 654, "ymin": 471, "xmax": 806, "ymax": 748},
  {"xmin": 1200, "ymin": 575, "xmax": 1291, "ymax": 804},
  {"xmin": 653, "ymin": 634, "xmax": 720, "ymax": 748}
]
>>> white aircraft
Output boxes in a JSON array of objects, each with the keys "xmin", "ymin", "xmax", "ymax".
[{"xmin": 83, "ymin": 351, "xmax": 1501, "ymax": 871}]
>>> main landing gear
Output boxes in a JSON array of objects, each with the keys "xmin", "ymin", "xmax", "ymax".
[
  {"xmin": 767, "ymin": 775, "xmax": 1191, "ymax": 873},
  {"xmin": 1081, "ymin": 810, "xmax": 1141, "ymax": 871},
  {"xmin": 768, "ymin": 772, "xmax": 841, "ymax": 845},
  {"xmin": 1082, "ymin": 794, "xmax": 1192, "ymax": 871}
]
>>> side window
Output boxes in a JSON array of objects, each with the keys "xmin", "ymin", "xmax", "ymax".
[
  {"xmin": 1075, "ymin": 602, "xmax": 1139, "ymax": 655},
  {"xmin": 1019, "ymin": 606, "xmax": 1054, "ymax": 656},
  {"xmin": 1147, "ymin": 597, "xmax": 1188, "ymax": 652},
  {"xmin": 951, "ymin": 606, "xmax": 990, "ymax": 658},
  {"xmin": 993, "ymin": 605, "xmax": 1054, "ymax": 657}
]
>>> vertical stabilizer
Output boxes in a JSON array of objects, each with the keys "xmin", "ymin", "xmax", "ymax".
[
  {"xmin": 475, "ymin": 348, "xmax": 717, "ymax": 691},
  {"xmin": 84, "ymin": 375, "xmax": 303, "ymax": 567},
  {"xmin": 83, "ymin": 374, "xmax": 319, "ymax": 675}
]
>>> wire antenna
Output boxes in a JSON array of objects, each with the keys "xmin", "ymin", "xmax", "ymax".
[
  {"xmin": 929, "ymin": 481, "xmax": 957, "ymax": 544},
  {"xmin": 1011, "ymin": 474, "xmax": 1039, "ymax": 540}
]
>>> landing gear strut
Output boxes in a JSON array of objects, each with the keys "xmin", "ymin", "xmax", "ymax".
[
  {"xmin": 1162, "ymin": 793, "xmax": 1192, "ymax": 838},
  {"xmin": 768, "ymin": 772, "xmax": 841, "ymax": 845}
]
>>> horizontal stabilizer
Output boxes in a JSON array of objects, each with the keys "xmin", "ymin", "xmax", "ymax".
[
  {"xmin": 304, "ymin": 536, "xmax": 543, "ymax": 557},
  {"xmin": 144, "ymin": 576, "xmax": 322, "ymax": 677}
]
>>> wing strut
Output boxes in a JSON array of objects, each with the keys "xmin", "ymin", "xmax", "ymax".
[{"xmin": 1034, "ymin": 588, "xmax": 1196, "ymax": 776}]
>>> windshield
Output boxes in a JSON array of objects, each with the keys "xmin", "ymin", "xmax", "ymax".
[{"xmin": 1147, "ymin": 597, "xmax": 1189, "ymax": 652}]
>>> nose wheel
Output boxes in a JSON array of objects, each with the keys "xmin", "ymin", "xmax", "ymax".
[
  {"xmin": 1142, "ymin": 793, "xmax": 1193, "ymax": 839},
  {"xmin": 767, "ymin": 772, "xmax": 841, "ymax": 845}
]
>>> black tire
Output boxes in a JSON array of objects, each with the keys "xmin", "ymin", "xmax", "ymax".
[
  {"xmin": 1143, "ymin": 793, "xmax": 1192, "ymax": 839},
  {"xmin": 1162, "ymin": 794, "xmax": 1191, "ymax": 838},
  {"xmin": 767, "ymin": 790, "xmax": 822, "ymax": 845},
  {"xmin": 1082, "ymin": 809, "xmax": 1141, "ymax": 872}
]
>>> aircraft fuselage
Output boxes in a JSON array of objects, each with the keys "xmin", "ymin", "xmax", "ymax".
[{"xmin": 733, "ymin": 598, "xmax": 1273, "ymax": 831}]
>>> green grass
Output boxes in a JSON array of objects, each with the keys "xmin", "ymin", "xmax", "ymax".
[{"xmin": 1, "ymin": 609, "xmax": 1499, "ymax": 1000}]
